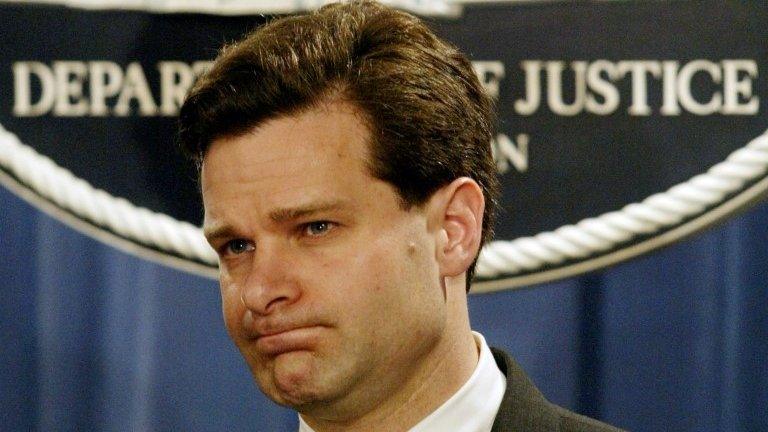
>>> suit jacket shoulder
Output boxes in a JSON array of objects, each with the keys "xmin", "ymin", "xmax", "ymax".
[{"xmin": 490, "ymin": 348, "xmax": 625, "ymax": 432}]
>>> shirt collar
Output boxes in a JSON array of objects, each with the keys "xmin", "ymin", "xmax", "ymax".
[{"xmin": 298, "ymin": 331, "xmax": 507, "ymax": 432}]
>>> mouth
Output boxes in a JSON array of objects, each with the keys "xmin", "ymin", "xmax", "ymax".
[{"xmin": 255, "ymin": 326, "xmax": 324, "ymax": 356}]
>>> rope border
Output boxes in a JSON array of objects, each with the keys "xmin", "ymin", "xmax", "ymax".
[
  {"xmin": 0, "ymin": 123, "xmax": 218, "ymax": 266},
  {"xmin": 476, "ymin": 131, "xmax": 768, "ymax": 275}
]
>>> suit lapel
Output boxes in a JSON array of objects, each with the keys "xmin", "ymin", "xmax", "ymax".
[{"xmin": 490, "ymin": 348, "xmax": 560, "ymax": 432}]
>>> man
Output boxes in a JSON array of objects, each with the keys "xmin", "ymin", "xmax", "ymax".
[{"xmin": 179, "ymin": 1, "xmax": 623, "ymax": 431}]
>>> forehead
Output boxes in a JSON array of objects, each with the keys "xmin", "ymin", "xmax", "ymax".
[
  {"xmin": 200, "ymin": 100, "xmax": 377, "ymax": 216},
  {"xmin": 209, "ymin": 100, "xmax": 370, "ymax": 160}
]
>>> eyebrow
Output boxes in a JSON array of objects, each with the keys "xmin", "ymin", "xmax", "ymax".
[
  {"xmin": 203, "ymin": 224, "xmax": 237, "ymax": 244},
  {"xmin": 268, "ymin": 199, "xmax": 348, "ymax": 223},
  {"xmin": 203, "ymin": 199, "xmax": 349, "ymax": 243}
]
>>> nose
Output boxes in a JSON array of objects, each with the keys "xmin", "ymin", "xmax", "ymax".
[{"xmin": 240, "ymin": 244, "xmax": 301, "ymax": 316}]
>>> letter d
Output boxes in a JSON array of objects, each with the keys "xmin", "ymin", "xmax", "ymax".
[{"xmin": 13, "ymin": 61, "xmax": 55, "ymax": 117}]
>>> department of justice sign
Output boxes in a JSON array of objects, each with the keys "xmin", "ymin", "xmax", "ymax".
[{"xmin": 1, "ymin": 1, "xmax": 766, "ymax": 292}]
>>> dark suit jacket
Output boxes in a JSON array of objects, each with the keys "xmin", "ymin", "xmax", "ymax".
[{"xmin": 490, "ymin": 348, "xmax": 625, "ymax": 432}]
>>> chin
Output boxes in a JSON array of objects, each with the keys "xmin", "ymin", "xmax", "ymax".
[{"xmin": 257, "ymin": 352, "xmax": 328, "ymax": 407}]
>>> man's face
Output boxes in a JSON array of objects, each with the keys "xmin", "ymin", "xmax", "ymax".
[{"xmin": 201, "ymin": 101, "xmax": 449, "ymax": 415}]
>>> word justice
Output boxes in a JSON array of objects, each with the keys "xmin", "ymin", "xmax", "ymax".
[{"xmin": 512, "ymin": 59, "xmax": 759, "ymax": 117}]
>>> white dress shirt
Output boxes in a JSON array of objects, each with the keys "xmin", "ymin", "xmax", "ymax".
[{"xmin": 299, "ymin": 331, "xmax": 507, "ymax": 432}]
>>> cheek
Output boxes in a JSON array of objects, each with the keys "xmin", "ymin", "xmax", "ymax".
[
  {"xmin": 345, "ymin": 239, "xmax": 446, "ymax": 362},
  {"xmin": 345, "ymin": 236, "xmax": 432, "ymax": 314},
  {"xmin": 303, "ymin": 243, "xmax": 389, "ymax": 325}
]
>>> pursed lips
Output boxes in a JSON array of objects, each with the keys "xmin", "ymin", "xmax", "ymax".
[{"xmin": 252, "ymin": 325, "xmax": 325, "ymax": 356}]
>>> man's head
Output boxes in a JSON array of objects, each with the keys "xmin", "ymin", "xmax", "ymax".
[
  {"xmin": 179, "ymin": 1, "xmax": 499, "ymax": 426},
  {"xmin": 179, "ymin": 0, "xmax": 499, "ymax": 284}
]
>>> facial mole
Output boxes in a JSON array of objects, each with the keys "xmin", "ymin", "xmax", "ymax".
[{"xmin": 407, "ymin": 242, "xmax": 417, "ymax": 255}]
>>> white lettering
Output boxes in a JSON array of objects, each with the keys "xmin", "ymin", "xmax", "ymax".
[
  {"xmin": 89, "ymin": 61, "xmax": 124, "ymax": 116},
  {"xmin": 618, "ymin": 61, "xmax": 661, "ymax": 116},
  {"xmin": 12, "ymin": 60, "xmax": 206, "ymax": 117},
  {"xmin": 53, "ymin": 61, "xmax": 89, "ymax": 116},
  {"xmin": 512, "ymin": 59, "xmax": 759, "ymax": 117},
  {"xmin": 547, "ymin": 61, "xmax": 587, "ymax": 116},
  {"xmin": 514, "ymin": 61, "xmax": 542, "ymax": 115},
  {"xmin": 492, "ymin": 133, "xmax": 528, "ymax": 174},
  {"xmin": 12, "ymin": 61, "xmax": 55, "ymax": 117},
  {"xmin": 159, "ymin": 61, "xmax": 195, "ymax": 116},
  {"xmin": 722, "ymin": 60, "xmax": 758, "ymax": 115},
  {"xmin": 660, "ymin": 61, "xmax": 680, "ymax": 115},
  {"xmin": 585, "ymin": 60, "xmax": 620, "ymax": 115},
  {"xmin": 472, "ymin": 61, "xmax": 505, "ymax": 99},
  {"xmin": 10, "ymin": 59, "xmax": 760, "ymax": 119},
  {"xmin": 114, "ymin": 62, "xmax": 158, "ymax": 116},
  {"xmin": 677, "ymin": 60, "xmax": 722, "ymax": 115}
]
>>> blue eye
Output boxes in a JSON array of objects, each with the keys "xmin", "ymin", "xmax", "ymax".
[
  {"xmin": 225, "ymin": 239, "xmax": 253, "ymax": 255},
  {"xmin": 304, "ymin": 221, "xmax": 334, "ymax": 236}
]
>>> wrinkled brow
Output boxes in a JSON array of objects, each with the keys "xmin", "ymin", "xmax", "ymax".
[{"xmin": 268, "ymin": 200, "xmax": 348, "ymax": 223}]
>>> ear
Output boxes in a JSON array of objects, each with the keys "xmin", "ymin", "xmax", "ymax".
[{"xmin": 429, "ymin": 177, "xmax": 485, "ymax": 278}]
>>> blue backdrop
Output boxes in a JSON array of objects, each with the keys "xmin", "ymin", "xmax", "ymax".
[
  {"xmin": 1, "ymin": 1, "xmax": 767, "ymax": 430},
  {"xmin": 2, "ymin": 184, "xmax": 766, "ymax": 431}
]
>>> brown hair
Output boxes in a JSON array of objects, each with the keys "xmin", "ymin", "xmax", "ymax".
[{"xmin": 178, "ymin": 0, "xmax": 499, "ymax": 288}]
